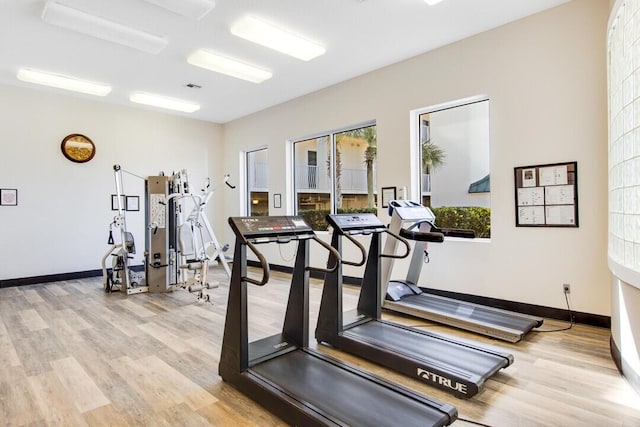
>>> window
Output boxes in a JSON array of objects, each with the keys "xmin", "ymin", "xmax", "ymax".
[
  {"xmin": 293, "ymin": 122, "xmax": 377, "ymax": 230},
  {"xmin": 608, "ymin": 1, "xmax": 640, "ymax": 286},
  {"xmin": 246, "ymin": 148, "xmax": 269, "ymax": 216},
  {"xmin": 414, "ymin": 97, "xmax": 491, "ymax": 238}
]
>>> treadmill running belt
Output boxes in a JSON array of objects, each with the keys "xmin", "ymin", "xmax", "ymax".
[
  {"xmin": 406, "ymin": 294, "xmax": 539, "ymax": 331},
  {"xmin": 252, "ymin": 350, "xmax": 452, "ymax": 427},
  {"xmin": 346, "ymin": 321, "xmax": 509, "ymax": 377}
]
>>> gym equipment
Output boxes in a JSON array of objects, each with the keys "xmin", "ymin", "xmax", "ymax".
[
  {"xmin": 146, "ymin": 169, "xmax": 233, "ymax": 296},
  {"xmin": 102, "ymin": 165, "xmax": 232, "ymax": 300},
  {"xmin": 220, "ymin": 215, "xmax": 457, "ymax": 427},
  {"xmin": 381, "ymin": 200, "xmax": 543, "ymax": 343},
  {"xmin": 101, "ymin": 165, "xmax": 147, "ymax": 294},
  {"xmin": 316, "ymin": 213, "xmax": 513, "ymax": 398}
]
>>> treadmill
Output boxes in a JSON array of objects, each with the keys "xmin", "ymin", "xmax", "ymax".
[
  {"xmin": 316, "ymin": 213, "xmax": 513, "ymax": 399},
  {"xmin": 382, "ymin": 200, "xmax": 544, "ymax": 343},
  {"xmin": 219, "ymin": 215, "xmax": 457, "ymax": 427}
]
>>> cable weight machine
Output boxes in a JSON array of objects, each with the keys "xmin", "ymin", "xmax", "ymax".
[{"xmin": 102, "ymin": 164, "xmax": 234, "ymax": 300}]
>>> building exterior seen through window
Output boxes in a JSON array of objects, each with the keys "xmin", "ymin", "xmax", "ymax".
[
  {"xmin": 293, "ymin": 123, "xmax": 377, "ymax": 230},
  {"xmin": 418, "ymin": 99, "xmax": 491, "ymax": 238},
  {"xmin": 246, "ymin": 148, "xmax": 269, "ymax": 216}
]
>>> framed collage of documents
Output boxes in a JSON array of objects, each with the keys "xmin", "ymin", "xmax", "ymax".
[{"xmin": 514, "ymin": 161, "xmax": 578, "ymax": 228}]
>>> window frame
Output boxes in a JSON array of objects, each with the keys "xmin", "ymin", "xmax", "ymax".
[
  {"xmin": 290, "ymin": 119, "xmax": 377, "ymax": 223},
  {"xmin": 409, "ymin": 95, "xmax": 491, "ymax": 239},
  {"xmin": 245, "ymin": 146, "xmax": 269, "ymax": 216}
]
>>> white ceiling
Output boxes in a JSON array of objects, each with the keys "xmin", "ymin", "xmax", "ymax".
[{"xmin": 0, "ymin": 0, "xmax": 570, "ymax": 123}]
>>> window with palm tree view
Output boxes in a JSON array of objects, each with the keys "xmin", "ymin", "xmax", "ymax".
[
  {"xmin": 418, "ymin": 98, "xmax": 491, "ymax": 238},
  {"xmin": 293, "ymin": 123, "xmax": 377, "ymax": 230}
]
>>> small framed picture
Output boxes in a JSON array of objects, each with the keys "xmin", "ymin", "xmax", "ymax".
[
  {"xmin": 126, "ymin": 196, "xmax": 140, "ymax": 212},
  {"xmin": 111, "ymin": 194, "xmax": 126, "ymax": 211},
  {"xmin": 0, "ymin": 188, "xmax": 18, "ymax": 206},
  {"xmin": 274, "ymin": 193, "xmax": 282, "ymax": 209},
  {"xmin": 381, "ymin": 186, "xmax": 396, "ymax": 208}
]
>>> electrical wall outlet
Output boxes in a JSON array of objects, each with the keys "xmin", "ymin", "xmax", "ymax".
[{"xmin": 563, "ymin": 283, "xmax": 571, "ymax": 294}]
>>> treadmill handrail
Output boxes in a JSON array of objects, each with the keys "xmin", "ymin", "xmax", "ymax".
[
  {"xmin": 400, "ymin": 227, "xmax": 445, "ymax": 243},
  {"xmin": 436, "ymin": 227, "xmax": 476, "ymax": 239},
  {"xmin": 306, "ymin": 236, "xmax": 342, "ymax": 274},
  {"xmin": 406, "ymin": 219, "xmax": 476, "ymax": 239},
  {"xmin": 381, "ymin": 229, "xmax": 411, "ymax": 259},
  {"xmin": 339, "ymin": 233, "xmax": 367, "ymax": 267},
  {"xmin": 242, "ymin": 239, "xmax": 270, "ymax": 286}
]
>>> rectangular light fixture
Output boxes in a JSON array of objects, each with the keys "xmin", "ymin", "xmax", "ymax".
[
  {"xmin": 141, "ymin": 0, "xmax": 216, "ymax": 20},
  {"xmin": 187, "ymin": 49, "xmax": 272, "ymax": 83},
  {"xmin": 424, "ymin": 0, "xmax": 444, "ymax": 5},
  {"xmin": 42, "ymin": 0, "xmax": 168, "ymax": 54},
  {"xmin": 230, "ymin": 16, "xmax": 325, "ymax": 61},
  {"xmin": 17, "ymin": 68, "xmax": 112, "ymax": 96},
  {"xmin": 129, "ymin": 92, "xmax": 200, "ymax": 113}
]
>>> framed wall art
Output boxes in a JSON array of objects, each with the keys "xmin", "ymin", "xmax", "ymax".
[
  {"xmin": 0, "ymin": 188, "xmax": 18, "ymax": 206},
  {"xmin": 126, "ymin": 196, "xmax": 140, "ymax": 212},
  {"xmin": 514, "ymin": 161, "xmax": 578, "ymax": 228},
  {"xmin": 61, "ymin": 134, "xmax": 95, "ymax": 163},
  {"xmin": 381, "ymin": 186, "xmax": 396, "ymax": 208}
]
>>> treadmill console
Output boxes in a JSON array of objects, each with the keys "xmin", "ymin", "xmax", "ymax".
[
  {"xmin": 229, "ymin": 216, "xmax": 314, "ymax": 242},
  {"xmin": 327, "ymin": 213, "xmax": 387, "ymax": 233},
  {"xmin": 389, "ymin": 200, "xmax": 436, "ymax": 222}
]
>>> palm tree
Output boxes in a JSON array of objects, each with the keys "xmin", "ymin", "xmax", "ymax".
[
  {"xmin": 337, "ymin": 126, "xmax": 377, "ymax": 208},
  {"xmin": 422, "ymin": 137, "xmax": 446, "ymax": 174},
  {"xmin": 330, "ymin": 136, "xmax": 343, "ymax": 208},
  {"xmin": 362, "ymin": 126, "xmax": 377, "ymax": 207}
]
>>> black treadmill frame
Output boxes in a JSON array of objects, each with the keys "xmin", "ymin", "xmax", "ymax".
[
  {"xmin": 316, "ymin": 213, "xmax": 514, "ymax": 399},
  {"xmin": 383, "ymin": 202, "xmax": 544, "ymax": 343},
  {"xmin": 219, "ymin": 216, "xmax": 457, "ymax": 426}
]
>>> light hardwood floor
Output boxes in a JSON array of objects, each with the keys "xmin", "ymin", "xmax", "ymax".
[{"xmin": 1, "ymin": 267, "xmax": 639, "ymax": 426}]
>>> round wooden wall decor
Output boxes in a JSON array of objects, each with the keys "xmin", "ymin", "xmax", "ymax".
[{"xmin": 61, "ymin": 134, "xmax": 95, "ymax": 163}]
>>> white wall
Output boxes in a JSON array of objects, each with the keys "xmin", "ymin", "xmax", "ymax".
[
  {"xmin": 0, "ymin": 85, "xmax": 222, "ymax": 280},
  {"xmin": 430, "ymin": 100, "xmax": 491, "ymax": 208},
  {"xmin": 220, "ymin": 0, "xmax": 610, "ymax": 315}
]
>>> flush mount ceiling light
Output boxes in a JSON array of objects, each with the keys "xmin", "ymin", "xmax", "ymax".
[
  {"xmin": 141, "ymin": 0, "xmax": 216, "ymax": 20},
  {"xmin": 424, "ymin": 0, "xmax": 445, "ymax": 5},
  {"xmin": 187, "ymin": 49, "xmax": 272, "ymax": 83},
  {"xmin": 129, "ymin": 92, "xmax": 200, "ymax": 113},
  {"xmin": 230, "ymin": 16, "xmax": 325, "ymax": 61},
  {"xmin": 42, "ymin": 0, "xmax": 168, "ymax": 54},
  {"xmin": 17, "ymin": 68, "xmax": 112, "ymax": 96}
]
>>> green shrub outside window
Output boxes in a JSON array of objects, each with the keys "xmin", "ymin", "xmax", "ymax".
[
  {"xmin": 298, "ymin": 206, "xmax": 489, "ymax": 238},
  {"xmin": 431, "ymin": 206, "xmax": 491, "ymax": 238}
]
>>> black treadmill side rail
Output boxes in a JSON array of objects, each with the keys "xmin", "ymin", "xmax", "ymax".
[{"xmin": 219, "ymin": 234, "xmax": 250, "ymax": 374}]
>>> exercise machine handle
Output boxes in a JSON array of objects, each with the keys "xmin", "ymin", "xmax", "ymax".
[
  {"xmin": 399, "ymin": 227, "xmax": 445, "ymax": 243},
  {"xmin": 381, "ymin": 229, "xmax": 412, "ymax": 259},
  {"xmin": 242, "ymin": 239, "xmax": 270, "ymax": 286},
  {"xmin": 340, "ymin": 233, "xmax": 367, "ymax": 267},
  {"xmin": 436, "ymin": 228, "xmax": 476, "ymax": 239},
  {"xmin": 307, "ymin": 236, "xmax": 342, "ymax": 274},
  {"xmin": 224, "ymin": 174, "xmax": 236, "ymax": 189}
]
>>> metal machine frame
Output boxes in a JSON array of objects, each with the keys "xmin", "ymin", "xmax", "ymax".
[{"xmin": 102, "ymin": 165, "xmax": 231, "ymax": 299}]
